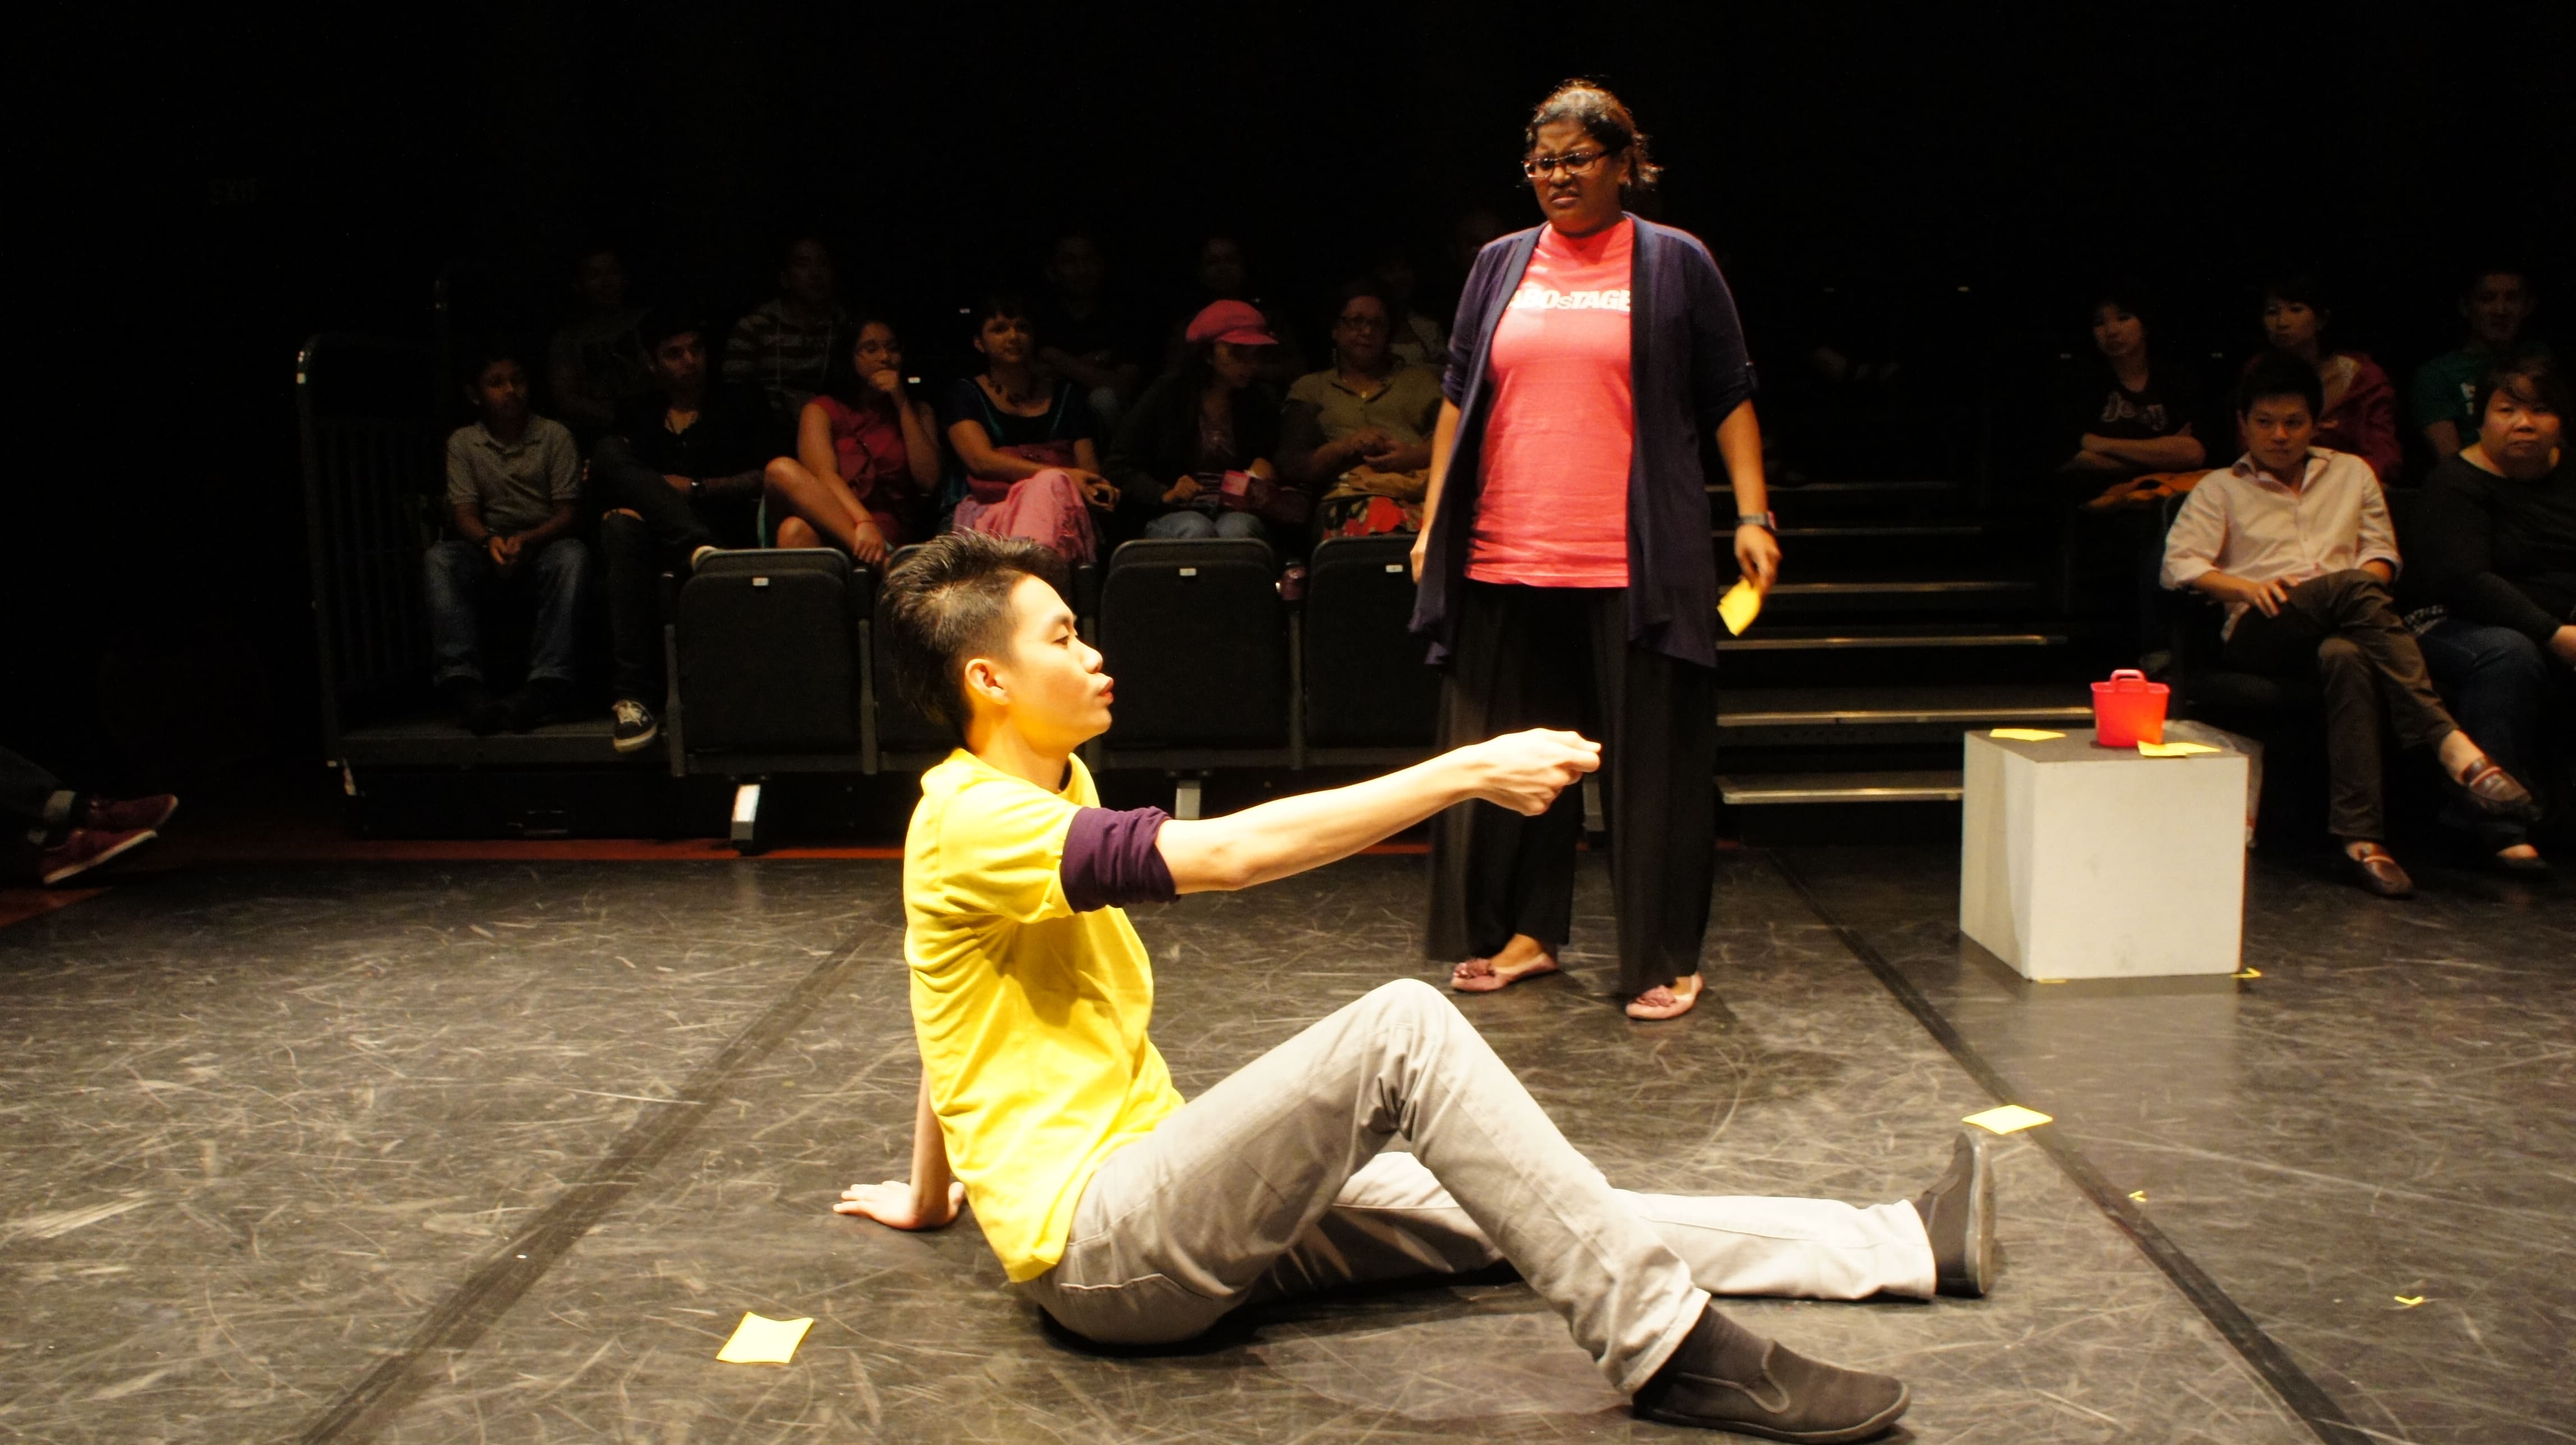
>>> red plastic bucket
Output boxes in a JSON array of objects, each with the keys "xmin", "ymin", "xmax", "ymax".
[{"xmin": 2090, "ymin": 668, "xmax": 2169, "ymax": 747}]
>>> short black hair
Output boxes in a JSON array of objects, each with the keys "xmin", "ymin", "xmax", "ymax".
[
  {"xmin": 2086, "ymin": 278, "xmax": 2157, "ymax": 332},
  {"xmin": 637, "ymin": 306, "xmax": 706, "ymax": 358},
  {"xmin": 457, "ymin": 339, "xmax": 526, "ymax": 387},
  {"xmin": 2261, "ymin": 271, "xmax": 2333, "ymax": 316},
  {"xmin": 882, "ymin": 532, "xmax": 1072, "ymax": 743},
  {"xmin": 2237, "ymin": 351, "xmax": 2324, "ymax": 418},
  {"xmin": 969, "ymin": 290, "xmax": 1031, "ymax": 333},
  {"xmin": 2459, "ymin": 262, "xmax": 2534, "ymax": 299},
  {"xmin": 2474, "ymin": 352, "xmax": 2570, "ymax": 422},
  {"xmin": 1331, "ymin": 278, "xmax": 1392, "ymax": 328}
]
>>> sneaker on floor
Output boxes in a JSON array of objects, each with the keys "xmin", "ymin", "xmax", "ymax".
[
  {"xmin": 1633, "ymin": 1308, "xmax": 1909, "ymax": 1441},
  {"xmin": 78, "ymin": 793, "xmax": 178, "ymax": 833},
  {"xmin": 40, "ymin": 827, "xmax": 159, "ymax": 886},
  {"xmin": 611, "ymin": 698, "xmax": 660, "ymax": 754},
  {"xmin": 441, "ymin": 679, "xmax": 507, "ymax": 735},
  {"xmin": 1911, "ymin": 1128, "xmax": 1995, "ymax": 1298}
]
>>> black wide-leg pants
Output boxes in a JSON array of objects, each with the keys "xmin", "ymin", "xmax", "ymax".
[{"xmin": 1426, "ymin": 582, "xmax": 1718, "ymax": 997}]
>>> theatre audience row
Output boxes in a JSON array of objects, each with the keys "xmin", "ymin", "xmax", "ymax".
[
  {"xmin": 2161, "ymin": 351, "xmax": 2572, "ymax": 891},
  {"xmin": 435, "ymin": 277, "xmax": 1443, "ymax": 754},
  {"xmin": 454, "ymin": 238, "xmax": 2565, "ymax": 878},
  {"xmin": 2058, "ymin": 264, "xmax": 2548, "ymax": 489}
]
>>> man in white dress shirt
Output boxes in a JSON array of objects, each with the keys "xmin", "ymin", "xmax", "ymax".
[{"xmin": 2163, "ymin": 352, "xmax": 2537, "ymax": 895}]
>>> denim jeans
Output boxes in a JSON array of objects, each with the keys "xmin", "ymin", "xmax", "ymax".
[
  {"xmin": 422, "ymin": 537, "xmax": 591, "ymax": 689},
  {"xmin": 2418, "ymin": 619, "xmax": 2549, "ymax": 846},
  {"xmin": 1016, "ymin": 981, "xmax": 1932, "ymax": 1396},
  {"xmin": 1145, "ymin": 508, "xmax": 1265, "ymax": 540}
]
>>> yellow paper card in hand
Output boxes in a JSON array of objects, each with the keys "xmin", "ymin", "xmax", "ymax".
[
  {"xmin": 2137, "ymin": 741, "xmax": 2220, "ymax": 758},
  {"xmin": 716, "ymin": 1312, "xmax": 815, "ymax": 1365},
  {"xmin": 1718, "ymin": 579, "xmax": 1763, "ymax": 636},
  {"xmin": 1988, "ymin": 728, "xmax": 2064, "ymax": 742},
  {"xmin": 1962, "ymin": 1104, "xmax": 2054, "ymax": 1135}
]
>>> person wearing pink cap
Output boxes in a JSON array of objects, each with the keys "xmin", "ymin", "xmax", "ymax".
[{"xmin": 1102, "ymin": 300, "xmax": 1287, "ymax": 541}]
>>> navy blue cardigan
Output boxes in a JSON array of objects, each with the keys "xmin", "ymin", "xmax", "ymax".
[{"xmin": 1409, "ymin": 215, "xmax": 1756, "ymax": 668}]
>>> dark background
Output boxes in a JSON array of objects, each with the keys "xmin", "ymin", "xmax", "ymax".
[{"xmin": 9, "ymin": 1, "xmax": 2567, "ymax": 791}]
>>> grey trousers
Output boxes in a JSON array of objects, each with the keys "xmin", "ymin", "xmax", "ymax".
[{"xmin": 1017, "ymin": 981, "xmax": 1934, "ymax": 1395}]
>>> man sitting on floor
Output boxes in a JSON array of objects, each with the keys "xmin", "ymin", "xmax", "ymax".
[
  {"xmin": 832, "ymin": 531, "xmax": 2000, "ymax": 1442},
  {"xmin": 2161, "ymin": 352, "xmax": 2538, "ymax": 897}
]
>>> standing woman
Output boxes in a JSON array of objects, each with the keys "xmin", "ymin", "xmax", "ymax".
[
  {"xmin": 763, "ymin": 315, "xmax": 944, "ymax": 564},
  {"xmin": 1410, "ymin": 81, "xmax": 1779, "ymax": 1021}
]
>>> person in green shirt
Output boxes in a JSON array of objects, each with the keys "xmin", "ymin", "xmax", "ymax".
[{"xmin": 2412, "ymin": 266, "xmax": 2545, "ymax": 459}]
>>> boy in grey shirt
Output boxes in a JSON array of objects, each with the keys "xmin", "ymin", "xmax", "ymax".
[{"xmin": 425, "ymin": 346, "xmax": 590, "ymax": 733}]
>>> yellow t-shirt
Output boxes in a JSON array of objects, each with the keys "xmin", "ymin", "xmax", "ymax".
[{"xmin": 904, "ymin": 748, "xmax": 1183, "ymax": 1281}]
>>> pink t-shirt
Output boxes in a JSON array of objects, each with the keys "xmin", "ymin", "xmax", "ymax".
[{"xmin": 1468, "ymin": 219, "xmax": 1635, "ymax": 587}]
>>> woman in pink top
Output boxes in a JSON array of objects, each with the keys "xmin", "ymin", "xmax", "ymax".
[
  {"xmin": 1412, "ymin": 83, "xmax": 1781, "ymax": 1021},
  {"xmin": 763, "ymin": 315, "xmax": 943, "ymax": 564}
]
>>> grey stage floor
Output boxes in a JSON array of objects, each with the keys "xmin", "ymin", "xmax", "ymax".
[{"xmin": 0, "ymin": 846, "xmax": 2560, "ymax": 1442}]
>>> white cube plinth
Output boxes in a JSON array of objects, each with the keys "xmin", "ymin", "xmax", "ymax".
[{"xmin": 1959, "ymin": 729, "xmax": 2247, "ymax": 978}]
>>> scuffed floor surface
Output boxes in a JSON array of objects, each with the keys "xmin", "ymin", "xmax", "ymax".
[{"xmin": 0, "ymin": 853, "xmax": 2368, "ymax": 1442}]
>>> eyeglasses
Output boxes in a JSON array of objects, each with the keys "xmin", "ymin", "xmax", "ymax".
[
  {"xmin": 1522, "ymin": 148, "xmax": 1612, "ymax": 180},
  {"xmin": 1335, "ymin": 312, "xmax": 1389, "ymax": 330}
]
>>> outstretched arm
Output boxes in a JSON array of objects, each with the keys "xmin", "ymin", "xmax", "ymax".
[
  {"xmin": 835, "ymin": 1070, "xmax": 962, "ymax": 1230},
  {"xmin": 1154, "ymin": 730, "xmax": 1598, "ymax": 894}
]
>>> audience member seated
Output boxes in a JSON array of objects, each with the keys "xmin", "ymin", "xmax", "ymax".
[
  {"xmin": 591, "ymin": 309, "xmax": 783, "ymax": 753},
  {"xmin": 1163, "ymin": 233, "xmax": 1304, "ymax": 385},
  {"xmin": 2405, "ymin": 354, "xmax": 2575, "ymax": 872},
  {"xmin": 761, "ymin": 315, "xmax": 942, "ymax": 565},
  {"xmin": 4, "ymin": 744, "xmax": 176, "ymax": 887},
  {"xmin": 2058, "ymin": 285, "xmax": 2206, "ymax": 480},
  {"xmin": 1032, "ymin": 231, "xmax": 1151, "ymax": 432},
  {"xmin": 2161, "ymin": 353, "xmax": 2534, "ymax": 898},
  {"xmin": 1280, "ymin": 282, "xmax": 1442, "ymax": 539},
  {"xmin": 426, "ymin": 347, "xmax": 591, "ymax": 734},
  {"xmin": 545, "ymin": 245, "xmax": 652, "ymax": 445},
  {"xmin": 2251, "ymin": 274, "xmax": 2402, "ymax": 486},
  {"xmin": 1367, "ymin": 243, "xmax": 1448, "ymax": 367},
  {"xmin": 1108, "ymin": 301, "xmax": 1286, "ymax": 542},
  {"xmin": 724, "ymin": 234, "xmax": 850, "ymax": 422},
  {"xmin": 2412, "ymin": 265, "xmax": 2547, "ymax": 461},
  {"xmin": 945, "ymin": 293, "xmax": 1115, "ymax": 563}
]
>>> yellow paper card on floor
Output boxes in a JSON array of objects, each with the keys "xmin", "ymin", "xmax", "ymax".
[
  {"xmin": 1718, "ymin": 579, "xmax": 1763, "ymax": 637},
  {"xmin": 717, "ymin": 1312, "xmax": 814, "ymax": 1365},
  {"xmin": 2137, "ymin": 741, "xmax": 2220, "ymax": 757},
  {"xmin": 1988, "ymin": 728, "xmax": 2065, "ymax": 742},
  {"xmin": 1962, "ymin": 1104, "xmax": 2053, "ymax": 1135}
]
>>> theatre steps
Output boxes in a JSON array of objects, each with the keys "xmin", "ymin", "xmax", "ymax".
[{"xmin": 1713, "ymin": 479, "xmax": 2087, "ymax": 839}]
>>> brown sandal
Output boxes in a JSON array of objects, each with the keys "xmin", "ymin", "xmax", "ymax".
[
  {"xmin": 2345, "ymin": 844, "xmax": 2415, "ymax": 899},
  {"xmin": 2453, "ymin": 758, "xmax": 2540, "ymax": 820}
]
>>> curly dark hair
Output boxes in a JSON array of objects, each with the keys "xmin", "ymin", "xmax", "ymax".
[{"xmin": 1526, "ymin": 80, "xmax": 1662, "ymax": 191}]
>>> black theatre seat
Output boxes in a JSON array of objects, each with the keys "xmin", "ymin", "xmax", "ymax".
[
  {"xmin": 1301, "ymin": 533, "xmax": 1438, "ymax": 757},
  {"xmin": 673, "ymin": 548, "xmax": 870, "ymax": 848},
  {"xmin": 1096, "ymin": 538, "xmax": 1290, "ymax": 760}
]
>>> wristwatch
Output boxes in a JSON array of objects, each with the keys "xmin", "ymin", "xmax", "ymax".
[
  {"xmin": 1736, "ymin": 511, "xmax": 1777, "ymax": 533},
  {"xmin": 689, "ymin": 478, "xmax": 705, "ymax": 499}
]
